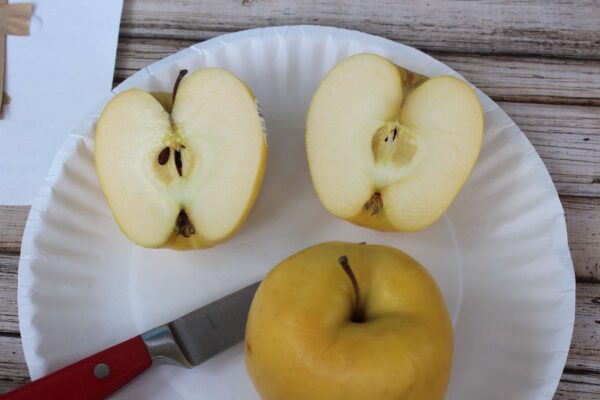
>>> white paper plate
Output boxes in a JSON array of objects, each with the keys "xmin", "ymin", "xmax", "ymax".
[{"xmin": 18, "ymin": 26, "xmax": 575, "ymax": 399}]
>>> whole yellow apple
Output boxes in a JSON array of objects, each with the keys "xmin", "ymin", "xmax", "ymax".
[{"xmin": 245, "ymin": 241, "xmax": 453, "ymax": 400}]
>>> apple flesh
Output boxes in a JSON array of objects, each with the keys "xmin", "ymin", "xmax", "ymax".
[
  {"xmin": 245, "ymin": 241, "xmax": 453, "ymax": 400},
  {"xmin": 306, "ymin": 53, "xmax": 484, "ymax": 231},
  {"xmin": 95, "ymin": 69, "xmax": 267, "ymax": 249}
]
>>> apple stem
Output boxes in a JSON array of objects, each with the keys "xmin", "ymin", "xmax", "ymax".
[
  {"xmin": 172, "ymin": 69, "xmax": 189, "ymax": 104},
  {"xmin": 338, "ymin": 255, "xmax": 364, "ymax": 323}
]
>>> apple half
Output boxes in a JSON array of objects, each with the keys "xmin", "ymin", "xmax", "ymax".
[
  {"xmin": 306, "ymin": 53, "xmax": 484, "ymax": 231},
  {"xmin": 95, "ymin": 69, "xmax": 267, "ymax": 249}
]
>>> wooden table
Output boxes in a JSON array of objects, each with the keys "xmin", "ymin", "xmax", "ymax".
[{"xmin": 0, "ymin": 1, "xmax": 599, "ymax": 398}]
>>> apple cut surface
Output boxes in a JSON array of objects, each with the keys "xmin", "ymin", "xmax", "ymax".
[
  {"xmin": 306, "ymin": 53, "xmax": 483, "ymax": 231},
  {"xmin": 95, "ymin": 69, "xmax": 266, "ymax": 249}
]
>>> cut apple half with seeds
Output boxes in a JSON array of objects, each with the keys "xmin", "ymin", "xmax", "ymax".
[
  {"xmin": 306, "ymin": 53, "xmax": 484, "ymax": 231},
  {"xmin": 95, "ymin": 68, "xmax": 267, "ymax": 249}
]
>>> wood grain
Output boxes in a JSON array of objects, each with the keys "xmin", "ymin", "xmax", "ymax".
[
  {"xmin": 0, "ymin": 201, "xmax": 598, "ymax": 286},
  {"xmin": 1, "ymin": 219, "xmax": 596, "ymax": 336},
  {"xmin": 0, "ymin": 336, "xmax": 29, "ymax": 394},
  {"xmin": 115, "ymin": 37, "xmax": 600, "ymax": 106},
  {"xmin": 119, "ymin": 0, "xmax": 600, "ymax": 59},
  {"xmin": 0, "ymin": 255, "xmax": 18, "ymax": 333},
  {"xmin": 499, "ymin": 103, "xmax": 600, "ymax": 198},
  {"xmin": 1, "ymin": 0, "xmax": 599, "ymax": 397},
  {"xmin": 562, "ymin": 197, "xmax": 600, "ymax": 282},
  {"xmin": 555, "ymin": 369, "xmax": 600, "ymax": 399},
  {"xmin": 438, "ymin": 54, "xmax": 600, "ymax": 107},
  {"xmin": 0, "ymin": 207, "xmax": 28, "ymax": 255},
  {"xmin": 567, "ymin": 283, "xmax": 600, "ymax": 372}
]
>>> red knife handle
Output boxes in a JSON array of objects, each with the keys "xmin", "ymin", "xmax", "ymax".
[{"xmin": 2, "ymin": 336, "xmax": 152, "ymax": 400}]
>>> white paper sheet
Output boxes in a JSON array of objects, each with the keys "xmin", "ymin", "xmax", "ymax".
[{"xmin": 0, "ymin": 0, "xmax": 123, "ymax": 204}]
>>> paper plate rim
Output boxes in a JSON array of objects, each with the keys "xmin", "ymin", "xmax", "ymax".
[{"xmin": 17, "ymin": 25, "xmax": 575, "ymax": 397}]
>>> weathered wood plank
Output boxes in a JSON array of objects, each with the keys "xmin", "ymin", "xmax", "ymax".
[
  {"xmin": 0, "ymin": 256, "xmax": 18, "ymax": 334},
  {"xmin": 0, "ymin": 208, "xmax": 598, "ymax": 391},
  {"xmin": 438, "ymin": 54, "xmax": 600, "ymax": 107},
  {"xmin": 562, "ymin": 197, "xmax": 600, "ymax": 282},
  {"xmin": 500, "ymin": 103, "xmax": 600, "ymax": 198},
  {"xmin": 114, "ymin": 37, "xmax": 186, "ymax": 82},
  {"xmin": 566, "ymin": 283, "xmax": 600, "ymax": 372},
  {"xmin": 0, "ymin": 208, "xmax": 27, "ymax": 256},
  {"xmin": 115, "ymin": 37, "xmax": 600, "ymax": 106},
  {"xmin": 555, "ymin": 369, "xmax": 600, "ymax": 399},
  {"xmin": 0, "ymin": 198, "xmax": 598, "ymax": 282},
  {"xmin": 0, "ymin": 203, "xmax": 598, "ymax": 348},
  {"xmin": 0, "ymin": 269, "xmax": 598, "ymax": 395},
  {"xmin": 0, "ymin": 207, "xmax": 28, "ymax": 255},
  {"xmin": 120, "ymin": 0, "xmax": 600, "ymax": 59},
  {"xmin": 0, "ymin": 336, "xmax": 29, "ymax": 394}
]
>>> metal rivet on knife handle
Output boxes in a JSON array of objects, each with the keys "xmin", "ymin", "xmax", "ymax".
[{"xmin": 93, "ymin": 363, "xmax": 110, "ymax": 379}]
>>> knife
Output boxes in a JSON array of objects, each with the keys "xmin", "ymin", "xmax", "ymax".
[{"xmin": 3, "ymin": 282, "xmax": 260, "ymax": 400}]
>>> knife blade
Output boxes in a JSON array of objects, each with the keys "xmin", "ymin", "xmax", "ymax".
[
  {"xmin": 146, "ymin": 281, "xmax": 261, "ymax": 367},
  {"xmin": 3, "ymin": 282, "xmax": 261, "ymax": 400}
]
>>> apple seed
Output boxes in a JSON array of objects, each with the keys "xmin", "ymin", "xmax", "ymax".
[
  {"xmin": 158, "ymin": 147, "xmax": 171, "ymax": 165},
  {"xmin": 174, "ymin": 149, "xmax": 183, "ymax": 176}
]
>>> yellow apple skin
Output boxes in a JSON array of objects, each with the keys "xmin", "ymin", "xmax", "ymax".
[{"xmin": 245, "ymin": 241, "xmax": 453, "ymax": 400}]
